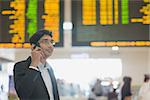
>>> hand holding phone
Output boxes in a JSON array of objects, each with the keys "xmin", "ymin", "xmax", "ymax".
[{"xmin": 30, "ymin": 44, "xmax": 43, "ymax": 67}]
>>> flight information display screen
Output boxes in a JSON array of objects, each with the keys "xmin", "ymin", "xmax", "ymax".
[
  {"xmin": 0, "ymin": 0, "xmax": 64, "ymax": 48},
  {"xmin": 72, "ymin": 0, "xmax": 150, "ymax": 47}
]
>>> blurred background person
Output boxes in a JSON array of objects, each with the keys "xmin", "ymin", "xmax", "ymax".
[
  {"xmin": 88, "ymin": 88, "xmax": 96, "ymax": 100},
  {"xmin": 138, "ymin": 74, "xmax": 150, "ymax": 100},
  {"xmin": 92, "ymin": 79, "xmax": 103, "ymax": 97},
  {"xmin": 119, "ymin": 76, "xmax": 132, "ymax": 100},
  {"xmin": 0, "ymin": 84, "xmax": 8, "ymax": 100},
  {"xmin": 107, "ymin": 88, "xmax": 118, "ymax": 100}
]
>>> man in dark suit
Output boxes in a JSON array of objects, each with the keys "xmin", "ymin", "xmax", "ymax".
[{"xmin": 13, "ymin": 29, "xmax": 60, "ymax": 100}]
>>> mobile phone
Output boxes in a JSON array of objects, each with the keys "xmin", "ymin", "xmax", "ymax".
[{"xmin": 33, "ymin": 42, "xmax": 40, "ymax": 50}]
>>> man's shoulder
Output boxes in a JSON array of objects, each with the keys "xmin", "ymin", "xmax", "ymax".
[
  {"xmin": 14, "ymin": 57, "xmax": 31, "ymax": 68},
  {"xmin": 15, "ymin": 60, "xmax": 26, "ymax": 66}
]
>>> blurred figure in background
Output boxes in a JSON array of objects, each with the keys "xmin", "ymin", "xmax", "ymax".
[
  {"xmin": 92, "ymin": 79, "xmax": 103, "ymax": 97},
  {"xmin": 88, "ymin": 88, "xmax": 96, "ymax": 100},
  {"xmin": 121, "ymin": 76, "xmax": 132, "ymax": 100},
  {"xmin": 0, "ymin": 84, "xmax": 8, "ymax": 100},
  {"xmin": 138, "ymin": 74, "xmax": 150, "ymax": 100},
  {"xmin": 107, "ymin": 88, "xmax": 118, "ymax": 100}
]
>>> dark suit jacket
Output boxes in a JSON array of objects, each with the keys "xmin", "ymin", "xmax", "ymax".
[{"xmin": 13, "ymin": 57, "xmax": 60, "ymax": 100}]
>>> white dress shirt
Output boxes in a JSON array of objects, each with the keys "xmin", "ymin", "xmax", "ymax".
[{"xmin": 38, "ymin": 63, "xmax": 54, "ymax": 100}]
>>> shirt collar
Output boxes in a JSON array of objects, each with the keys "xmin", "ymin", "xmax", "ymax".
[{"xmin": 38, "ymin": 62, "xmax": 47, "ymax": 70}]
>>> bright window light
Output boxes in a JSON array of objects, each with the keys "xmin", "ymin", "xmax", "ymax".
[
  {"xmin": 112, "ymin": 46, "xmax": 119, "ymax": 51},
  {"xmin": 47, "ymin": 58, "xmax": 122, "ymax": 90},
  {"xmin": 63, "ymin": 22, "xmax": 73, "ymax": 30}
]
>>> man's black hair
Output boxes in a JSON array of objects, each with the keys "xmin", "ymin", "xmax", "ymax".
[{"xmin": 29, "ymin": 29, "xmax": 52, "ymax": 45}]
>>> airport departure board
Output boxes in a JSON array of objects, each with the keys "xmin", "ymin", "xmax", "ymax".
[
  {"xmin": 72, "ymin": 0, "xmax": 150, "ymax": 47},
  {"xmin": 0, "ymin": 0, "xmax": 64, "ymax": 48}
]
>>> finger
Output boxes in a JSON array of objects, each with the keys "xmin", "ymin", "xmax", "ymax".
[
  {"xmin": 38, "ymin": 50, "xmax": 46, "ymax": 63},
  {"xmin": 39, "ymin": 49, "xmax": 46, "ymax": 58},
  {"xmin": 40, "ymin": 53, "xmax": 45, "ymax": 63},
  {"xmin": 40, "ymin": 51, "xmax": 45, "ymax": 58}
]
